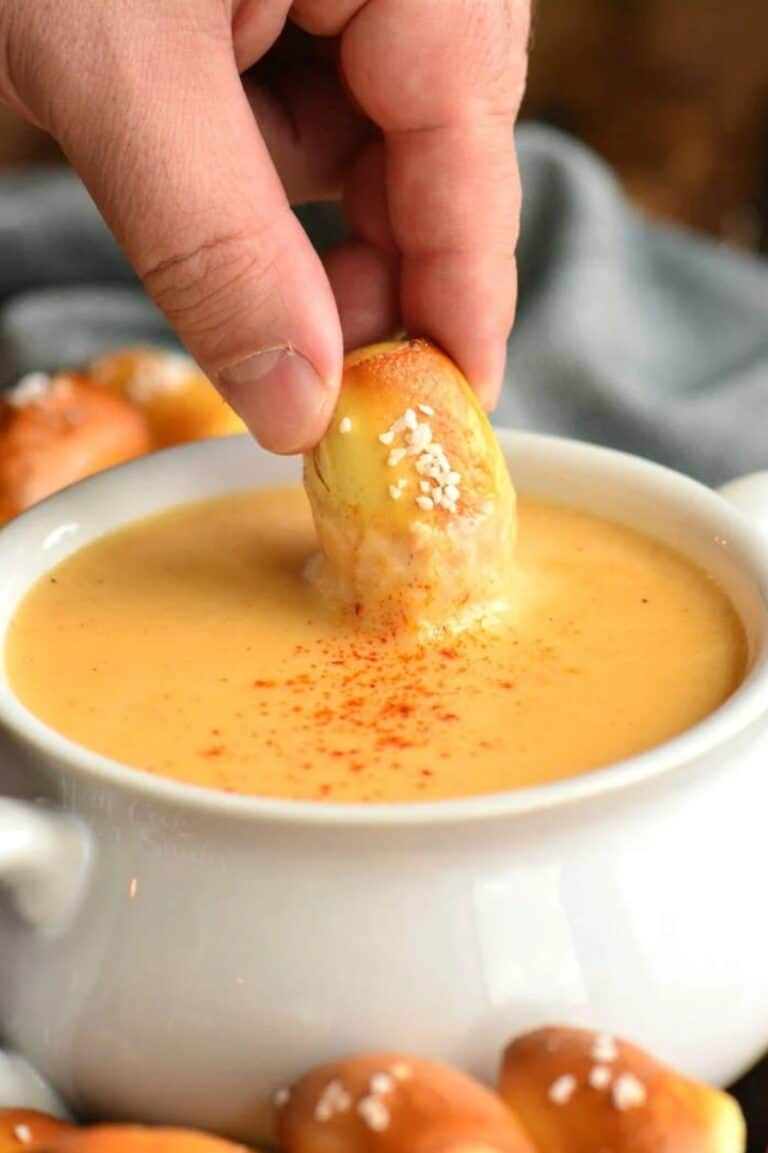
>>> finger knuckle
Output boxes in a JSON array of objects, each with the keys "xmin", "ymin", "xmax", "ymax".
[
  {"xmin": 1, "ymin": 0, "xmax": 45, "ymax": 119},
  {"xmin": 469, "ymin": 0, "xmax": 531, "ymax": 109},
  {"xmin": 141, "ymin": 229, "xmax": 280, "ymax": 357}
]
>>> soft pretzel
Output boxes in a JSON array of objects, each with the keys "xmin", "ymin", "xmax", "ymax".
[
  {"xmin": 0, "ymin": 373, "xmax": 151, "ymax": 524},
  {"xmin": 0, "ymin": 348, "xmax": 245, "ymax": 527},
  {"xmin": 498, "ymin": 1027, "xmax": 746, "ymax": 1153},
  {"xmin": 33, "ymin": 1126, "xmax": 252, "ymax": 1153},
  {"xmin": 275, "ymin": 1052, "xmax": 534, "ymax": 1153},
  {"xmin": 0, "ymin": 1030, "xmax": 747, "ymax": 1153},
  {"xmin": 303, "ymin": 339, "xmax": 517, "ymax": 635},
  {"xmin": 89, "ymin": 348, "xmax": 245, "ymax": 447},
  {"xmin": 0, "ymin": 1113, "xmax": 256, "ymax": 1153},
  {"xmin": 0, "ymin": 1110, "xmax": 74, "ymax": 1153}
]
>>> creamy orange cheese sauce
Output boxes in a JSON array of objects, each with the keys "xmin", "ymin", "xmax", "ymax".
[{"xmin": 6, "ymin": 487, "xmax": 746, "ymax": 802}]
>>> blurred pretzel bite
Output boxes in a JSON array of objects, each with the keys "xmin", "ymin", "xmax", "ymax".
[
  {"xmin": 0, "ymin": 1109, "xmax": 73, "ymax": 1153},
  {"xmin": 89, "ymin": 347, "xmax": 245, "ymax": 447},
  {"xmin": 0, "ymin": 1113, "xmax": 258, "ymax": 1153},
  {"xmin": 304, "ymin": 340, "xmax": 518, "ymax": 636},
  {"xmin": 498, "ymin": 1027, "xmax": 746, "ymax": 1153},
  {"xmin": 0, "ymin": 373, "xmax": 151, "ymax": 524},
  {"xmin": 33, "ymin": 1126, "xmax": 254, "ymax": 1153},
  {"xmin": 275, "ymin": 1052, "xmax": 534, "ymax": 1153}
]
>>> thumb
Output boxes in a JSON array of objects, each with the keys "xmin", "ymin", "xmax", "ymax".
[{"xmin": 47, "ymin": 13, "xmax": 343, "ymax": 453}]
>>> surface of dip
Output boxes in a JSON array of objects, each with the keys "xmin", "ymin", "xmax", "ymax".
[{"xmin": 6, "ymin": 486, "xmax": 746, "ymax": 802}]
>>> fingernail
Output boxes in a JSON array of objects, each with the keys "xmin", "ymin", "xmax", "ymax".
[{"xmin": 218, "ymin": 347, "xmax": 331, "ymax": 453}]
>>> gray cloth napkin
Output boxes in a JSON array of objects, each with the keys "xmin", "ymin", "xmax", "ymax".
[{"xmin": 1, "ymin": 124, "xmax": 766, "ymax": 486}]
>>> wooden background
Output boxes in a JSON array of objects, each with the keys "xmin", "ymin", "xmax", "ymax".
[{"xmin": 1, "ymin": 0, "xmax": 767, "ymax": 252}]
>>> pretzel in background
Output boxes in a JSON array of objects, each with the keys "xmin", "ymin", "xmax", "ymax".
[
  {"xmin": 0, "ymin": 348, "xmax": 245, "ymax": 526},
  {"xmin": 276, "ymin": 1051, "xmax": 532, "ymax": 1153},
  {"xmin": 89, "ymin": 348, "xmax": 244, "ymax": 447},
  {"xmin": 499, "ymin": 1027, "xmax": 745, "ymax": 1153},
  {"xmin": 0, "ymin": 1027, "xmax": 748, "ymax": 1153},
  {"xmin": 0, "ymin": 1111, "xmax": 256, "ymax": 1153}
]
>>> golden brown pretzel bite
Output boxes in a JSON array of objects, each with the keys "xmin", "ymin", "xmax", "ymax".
[
  {"xmin": 0, "ymin": 373, "xmax": 151, "ymax": 524},
  {"xmin": 498, "ymin": 1027, "xmax": 745, "ymax": 1153},
  {"xmin": 33, "ymin": 1126, "xmax": 253, "ymax": 1153},
  {"xmin": 303, "ymin": 340, "xmax": 517, "ymax": 635},
  {"xmin": 0, "ymin": 1109, "xmax": 74, "ymax": 1153},
  {"xmin": 90, "ymin": 347, "xmax": 245, "ymax": 447},
  {"xmin": 276, "ymin": 1052, "xmax": 534, "ymax": 1153}
]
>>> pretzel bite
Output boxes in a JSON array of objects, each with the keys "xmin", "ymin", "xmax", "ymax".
[
  {"xmin": 32, "ymin": 1126, "xmax": 254, "ymax": 1153},
  {"xmin": 90, "ymin": 348, "xmax": 245, "ymax": 446},
  {"xmin": 275, "ymin": 1052, "xmax": 534, "ymax": 1153},
  {"xmin": 498, "ymin": 1027, "xmax": 745, "ymax": 1153},
  {"xmin": 0, "ymin": 1110, "xmax": 73, "ymax": 1153},
  {"xmin": 0, "ymin": 373, "xmax": 151, "ymax": 524},
  {"xmin": 303, "ymin": 340, "xmax": 517, "ymax": 635}
]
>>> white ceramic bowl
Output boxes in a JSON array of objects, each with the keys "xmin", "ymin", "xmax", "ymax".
[{"xmin": 1, "ymin": 433, "xmax": 767, "ymax": 1141}]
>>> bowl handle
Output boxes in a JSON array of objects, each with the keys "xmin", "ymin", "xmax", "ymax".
[
  {"xmin": 0, "ymin": 799, "xmax": 90, "ymax": 926},
  {"xmin": 718, "ymin": 471, "xmax": 768, "ymax": 537}
]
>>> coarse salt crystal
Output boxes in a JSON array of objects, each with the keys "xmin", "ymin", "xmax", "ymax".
[
  {"xmin": 375, "ymin": 408, "xmax": 461, "ymax": 521},
  {"xmin": 548, "ymin": 1074, "xmax": 577, "ymax": 1105},
  {"xmin": 612, "ymin": 1073, "xmax": 646, "ymax": 1111},
  {"xmin": 274, "ymin": 1088, "xmax": 290, "ymax": 1108},
  {"xmin": 588, "ymin": 1065, "xmax": 612, "ymax": 1090},
  {"xmin": 315, "ymin": 1078, "xmax": 352, "ymax": 1122},
  {"xmin": 7, "ymin": 373, "xmax": 52, "ymax": 407},
  {"xmin": 591, "ymin": 1032, "xmax": 618, "ymax": 1063},
  {"xmin": 370, "ymin": 1072, "xmax": 395, "ymax": 1095},
  {"xmin": 13, "ymin": 1127, "xmax": 32, "ymax": 1145},
  {"xmin": 406, "ymin": 424, "xmax": 432, "ymax": 452},
  {"xmin": 339, "ymin": 416, "xmax": 352, "ymax": 434},
  {"xmin": 358, "ymin": 1095, "xmax": 390, "ymax": 1132},
  {"xmin": 124, "ymin": 353, "xmax": 193, "ymax": 401}
]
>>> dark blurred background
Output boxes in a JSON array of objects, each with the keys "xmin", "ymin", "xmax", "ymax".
[
  {"xmin": 523, "ymin": 0, "xmax": 768, "ymax": 253},
  {"xmin": 2, "ymin": 0, "xmax": 767, "ymax": 253}
]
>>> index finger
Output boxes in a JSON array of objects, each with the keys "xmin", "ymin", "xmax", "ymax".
[{"xmin": 341, "ymin": 0, "xmax": 531, "ymax": 406}]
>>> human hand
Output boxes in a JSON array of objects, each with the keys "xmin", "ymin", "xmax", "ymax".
[{"xmin": 1, "ymin": 1, "xmax": 530, "ymax": 452}]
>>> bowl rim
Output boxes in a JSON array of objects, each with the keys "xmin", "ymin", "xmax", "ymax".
[{"xmin": 1, "ymin": 430, "xmax": 767, "ymax": 828}]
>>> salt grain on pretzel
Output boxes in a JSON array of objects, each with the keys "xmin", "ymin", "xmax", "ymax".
[
  {"xmin": 380, "ymin": 406, "xmax": 463, "ymax": 517},
  {"xmin": 277, "ymin": 1052, "xmax": 534, "ymax": 1153},
  {"xmin": 499, "ymin": 1026, "xmax": 745, "ymax": 1153}
]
